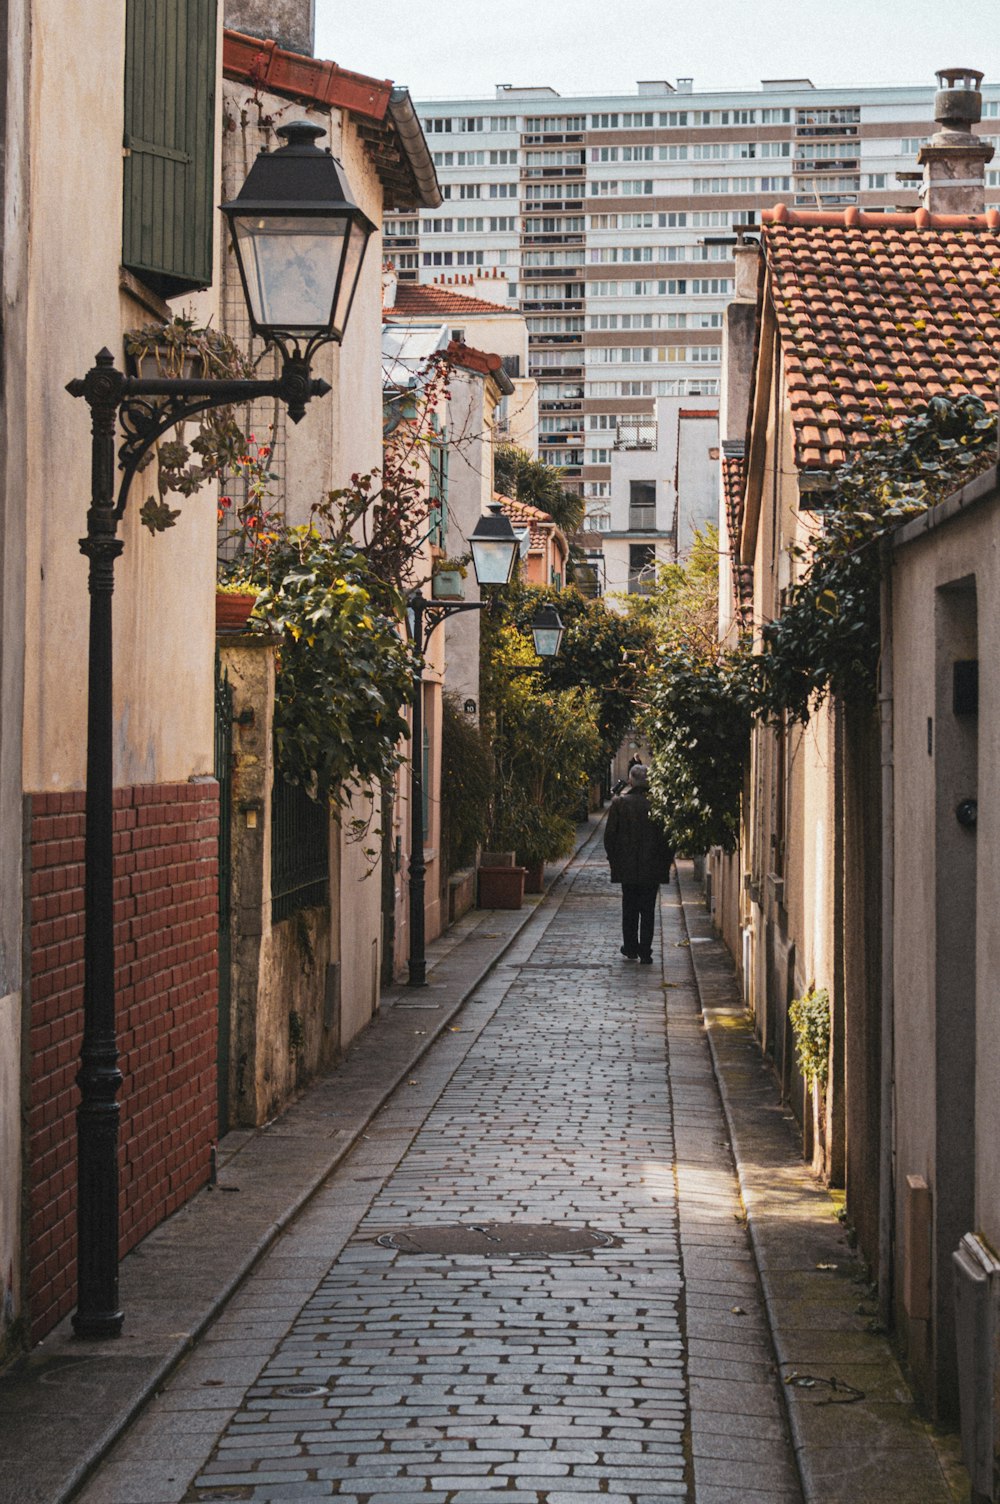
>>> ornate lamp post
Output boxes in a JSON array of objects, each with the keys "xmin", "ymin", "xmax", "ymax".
[
  {"xmin": 406, "ymin": 510, "xmax": 563, "ymax": 987},
  {"xmin": 66, "ymin": 121, "xmax": 374, "ymax": 1339}
]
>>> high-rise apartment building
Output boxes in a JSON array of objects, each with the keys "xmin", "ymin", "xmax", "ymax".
[{"xmin": 384, "ymin": 73, "xmax": 1000, "ymax": 529}]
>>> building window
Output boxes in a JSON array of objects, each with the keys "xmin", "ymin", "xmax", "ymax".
[
  {"xmin": 629, "ymin": 481, "xmax": 656, "ymax": 532},
  {"xmin": 628, "ymin": 543, "xmax": 657, "ymax": 594},
  {"xmin": 122, "ymin": 0, "xmax": 217, "ymax": 297}
]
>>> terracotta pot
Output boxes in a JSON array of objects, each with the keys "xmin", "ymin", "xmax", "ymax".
[
  {"xmin": 522, "ymin": 861, "xmax": 545, "ymax": 894},
  {"xmin": 215, "ymin": 591, "xmax": 257, "ymax": 632},
  {"xmin": 477, "ymin": 864, "xmax": 526, "ymax": 910}
]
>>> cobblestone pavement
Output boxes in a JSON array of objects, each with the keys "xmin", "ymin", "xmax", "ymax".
[{"xmin": 74, "ymin": 830, "xmax": 800, "ymax": 1504}]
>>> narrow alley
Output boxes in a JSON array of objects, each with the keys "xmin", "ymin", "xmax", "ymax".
[{"xmin": 8, "ymin": 822, "xmax": 958, "ymax": 1504}]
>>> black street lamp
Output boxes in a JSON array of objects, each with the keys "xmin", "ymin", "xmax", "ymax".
[
  {"xmin": 406, "ymin": 510, "xmax": 563, "ymax": 988},
  {"xmin": 530, "ymin": 601, "xmax": 564, "ymax": 660},
  {"xmin": 66, "ymin": 121, "xmax": 374, "ymax": 1340}
]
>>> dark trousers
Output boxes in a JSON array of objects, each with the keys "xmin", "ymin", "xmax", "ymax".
[{"xmin": 621, "ymin": 882, "xmax": 658, "ymax": 959}]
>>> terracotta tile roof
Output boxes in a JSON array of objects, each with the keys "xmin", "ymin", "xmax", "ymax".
[
  {"xmin": 224, "ymin": 30, "xmax": 392, "ymax": 121},
  {"xmin": 445, "ymin": 339, "xmax": 503, "ymax": 378},
  {"xmin": 722, "ymin": 455, "xmax": 753, "ymax": 625},
  {"xmin": 679, "ymin": 408, "xmax": 720, "ymax": 419},
  {"xmin": 386, "ymin": 282, "xmax": 513, "ymax": 319},
  {"xmin": 223, "ymin": 31, "xmax": 440, "ymax": 210},
  {"xmin": 761, "ymin": 204, "xmax": 1000, "ymax": 474},
  {"xmin": 494, "ymin": 493, "xmax": 561, "ymax": 550}
]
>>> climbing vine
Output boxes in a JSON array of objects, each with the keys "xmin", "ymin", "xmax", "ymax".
[
  {"xmin": 788, "ymin": 986, "xmax": 831, "ymax": 1089},
  {"xmin": 759, "ymin": 395, "xmax": 997, "ymax": 724}
]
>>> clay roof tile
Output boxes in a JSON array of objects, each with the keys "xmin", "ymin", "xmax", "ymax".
[{"xmin": 761, "ymin": 206, "xmax": 1000, "ymax": 475}]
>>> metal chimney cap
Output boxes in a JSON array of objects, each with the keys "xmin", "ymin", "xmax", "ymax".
[
  {"xmin": 935, "ymin": 67, "xmax": 984, "ymax": 90},
  {"xmin": 932, "ymin": 66, "xmax": 985, "ymax": 135}
]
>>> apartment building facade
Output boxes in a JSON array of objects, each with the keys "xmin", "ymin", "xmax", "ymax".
[{"xmin": 385, "ymin": 74, "xmax": 1000, "ymax": 535}]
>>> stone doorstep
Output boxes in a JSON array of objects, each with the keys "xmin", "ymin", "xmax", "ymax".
[
  {"xmin": 0, "ymin": 823, "xmax": 600, "ymax": 1504},
  {"xmin": 674, "ymin": 871, "xmax": 966, "ymax": 1504}
]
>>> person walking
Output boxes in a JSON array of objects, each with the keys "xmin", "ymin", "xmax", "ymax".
[{"xmin": 603, "ymin": 764, "xmax": 674, "ymax": 964}]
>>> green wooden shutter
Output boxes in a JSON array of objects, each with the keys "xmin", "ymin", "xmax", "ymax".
[{"xmin": 123, "ymin": 0, "xmax": 217, "ymax": 298}]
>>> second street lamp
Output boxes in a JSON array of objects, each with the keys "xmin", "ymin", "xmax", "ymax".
[
  {"xmin": 66, "ymin": 121, "xmax": 373, "ymax": 1340},
  {"xmin": 406, "ymin": 517, "xmax": 565, "ymax": 987}
]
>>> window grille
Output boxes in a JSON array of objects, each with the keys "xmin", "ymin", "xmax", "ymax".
[{"xmin": 271, "ymin": 767, "xmax": 329, "ymax": 922}]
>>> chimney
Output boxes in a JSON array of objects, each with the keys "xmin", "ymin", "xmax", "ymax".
[
  {"xmin": 381, "ymin": 260, "xmax": 398, "ymax": 309},
  {"xmin": 918, "ymin": 67, "xmax": 994, "ymax": 214}
]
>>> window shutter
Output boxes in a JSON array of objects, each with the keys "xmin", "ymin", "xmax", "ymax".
[{"xmin": 122, "ymin": 0, "xmax": 217, "ymax": 298}]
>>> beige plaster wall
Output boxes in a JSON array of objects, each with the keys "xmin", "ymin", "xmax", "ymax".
[
  {"xmin": 891, "ymin": 490, "xmax": 1000, "ymax": 1256},
  {"xmin": 746, "ymin": 368, "xmax": 837, "ymax": 1095},
  {"xmin": 220, "ymin": 84, "xmax": 388, "ymax": 1046},
  {"xmin": 23, "ymin": 1, "xmax": 222, "ymax": 792},
  {"xmin": 0, "ymin": 0, "xmax": 30, "ymax": 1359}
]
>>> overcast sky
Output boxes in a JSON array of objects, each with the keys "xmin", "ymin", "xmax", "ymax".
[{"xmin": 314, "ymin": 0, "xmax": 999, "ymax": 100}]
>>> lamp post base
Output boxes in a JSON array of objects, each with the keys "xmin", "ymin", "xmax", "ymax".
[{"xmin": 72, "ymin": 1308, "xmax": 124, "ymax": 1341}]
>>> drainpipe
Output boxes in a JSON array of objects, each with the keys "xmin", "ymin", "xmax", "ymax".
[{"xmin": 878, "ymin": 536, "xmax": 895, "ymax": 1328}]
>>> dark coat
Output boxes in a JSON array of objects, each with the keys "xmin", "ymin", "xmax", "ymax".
[{"xmin": 604, "ymin": 788, "xmax": 674, "ymax": 885}]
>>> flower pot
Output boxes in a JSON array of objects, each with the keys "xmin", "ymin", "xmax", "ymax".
[
  {"xmin": 215, "ymin": 591, "xmax": 257, "ymax": 633},
  {"xmin": 477, "ymin": 864, "xmax": 526, "ymax": 910},
  {"xmin": 432, "ymin": 569, "xmax": 465, "ymax": 600},
  {"xmin": 522, "ymin": 861, "xmax": 545, "ymax": 894}
]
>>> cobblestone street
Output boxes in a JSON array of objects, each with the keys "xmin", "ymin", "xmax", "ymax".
[{"xmin": 73, "ymin": 825, "xmax": 799, "ymax": 1504}]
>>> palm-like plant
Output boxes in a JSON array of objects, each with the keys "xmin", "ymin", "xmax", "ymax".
[{"xmin": 494, "ymin": 443, "xmax": 584, "ymax": 534}]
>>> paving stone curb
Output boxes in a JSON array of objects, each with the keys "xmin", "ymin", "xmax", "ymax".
[
  {"xmin": 674, "ymin": 868, "xmax": 966, "ymax": 1504},
  {"xmin": 0, "ymin": 821, "xmax": 596, "ymax": 1504}
]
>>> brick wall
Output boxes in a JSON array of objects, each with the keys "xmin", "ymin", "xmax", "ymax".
[{"xmin": 27, "ymin": 782, "xmax": 219, "ymax": 1342}]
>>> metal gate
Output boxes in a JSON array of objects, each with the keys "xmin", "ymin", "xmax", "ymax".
[{"xmin": 214, "ymin": 661, "xmax": 233, "ymax": 1135}]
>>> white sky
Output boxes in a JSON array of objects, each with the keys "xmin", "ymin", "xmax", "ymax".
[{"xmin": 315, "ymin": 0, "xmax": 1000, "ymax": 100}]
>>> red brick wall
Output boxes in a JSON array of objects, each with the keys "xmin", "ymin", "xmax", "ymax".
[{"xmin": 27, "ymin": 782, "xmax": 219, "ymax": 1342}]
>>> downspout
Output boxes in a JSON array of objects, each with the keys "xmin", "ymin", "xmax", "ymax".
[{"xmin": 878, "ymin": 536, "xmax": 895, "ymax": 1328}]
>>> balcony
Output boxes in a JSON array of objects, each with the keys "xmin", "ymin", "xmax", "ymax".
[
  {"xmin": 614, "ymin": 417, "xmax": 658, "ymax": 450},
  {"xmin": 793, "ymin": 158, "xmax": 860, "ymax": 173},
  {"xmin": 522, "ymin": 300, "xmax": 584, "ymax": 313},
  {"xmin": 521, "ymin": 233, "xmax": 586, "ymax": 247},
  {"xmin": 523, "ymin": 266, "xmax": 584, "ymax": 280}
]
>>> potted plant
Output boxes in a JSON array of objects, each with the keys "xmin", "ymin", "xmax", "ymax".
[
  {"xmin": 125, "ymin": 316, "xmax": 252, "ymax": 381},
  {"xmin": 431, "ymin": 554, "xmax": 469, "ymax": 601},
  {"xmin": 215, "ymin": 578, "xmax": 259, "ymax": 633}
]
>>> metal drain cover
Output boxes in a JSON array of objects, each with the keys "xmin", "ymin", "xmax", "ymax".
[{"xmin": 375, "ymin": 1222, "xmax": 620, "ymax": 1255}]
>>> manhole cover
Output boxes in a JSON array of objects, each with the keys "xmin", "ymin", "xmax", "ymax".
[{"xmin": 375, "ymin": 1222, "xmax": 620, "ymax": 1255}]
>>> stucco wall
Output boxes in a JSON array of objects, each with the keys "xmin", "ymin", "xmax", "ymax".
[
  {"xmin": 890, "ymin": 479, "xmax": 1000, "ymax": 1413},
  {"xmin": 0, "ymin": 0, "xmax": 30, "ymax": 1361},
  {"xmin": 220, "ymin": 83, "xmax": 387, "ymax": 1059},
  {"xmin": 23, "ymin": 4, "xmax": 222, "ymax": 795}
]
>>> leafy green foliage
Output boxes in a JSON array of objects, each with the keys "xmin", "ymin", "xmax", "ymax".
[
  {"xmin": 494, "ymin": 442, "xmax": 585, "ymax": 534},
  {"xmin": 644, "ymin": 642, "xmax": 756, "ymax": 854},
  {"xmin": 491, "ymin": 581, "xmax": 654, "ymax": 763},
  {"xmin": 124, "ymin": 318, "xmax": 260, "ymax": 534},
  {"xmin": 227, "ymin": 528, "xmax": 416, "ymax": 809},
  {"xmin": 480, "ymin": 623, "xmax": 601, "ymax": 866},
  {"xmin": 760, "ymin": 395, "xmax": 997, "ymax": 723},
  {"xmin": 440, "ymin": 693, "xmax": 494, "ymax": 869},
  {"xmin": 789, "ymin": 986, "xmax": 831, "ymax": 1088},
  {"xmin": 634, "ymin": 526, "xmax": 755, "ymax": 853}
]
